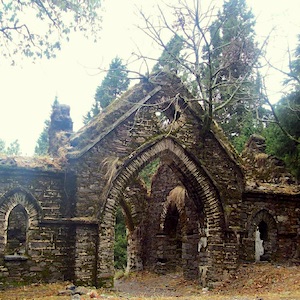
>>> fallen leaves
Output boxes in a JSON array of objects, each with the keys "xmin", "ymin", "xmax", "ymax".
[{"xmin": 0, "ymin": 263, "xmax": 299, "ymax": 300}]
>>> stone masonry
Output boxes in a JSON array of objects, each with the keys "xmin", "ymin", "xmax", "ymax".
[{"xmin": 0, "ymin": 72, "xmax": 299, "ymax": 288}]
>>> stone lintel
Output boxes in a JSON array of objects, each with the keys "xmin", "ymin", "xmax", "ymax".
[{"xmin": 40, "ymin": 218, "xmax": 98, "ymax": 226}]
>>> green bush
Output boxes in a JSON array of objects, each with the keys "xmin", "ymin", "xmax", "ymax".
[{"xmin": 114, "ymin": 207, "xmax": 127, "ymax": 270}]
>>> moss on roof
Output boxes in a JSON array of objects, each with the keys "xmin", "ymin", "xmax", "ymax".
[
  {"xmin": 67, "ymin": 72, "xmax": 192, "ymax": 159},
  {"xmin": 242, "ymin": 135, "xmax": 299, "ymax": 195},
  {"xmin": 0, "ymin": 154, "xmax": 64, "ymax": 172}
]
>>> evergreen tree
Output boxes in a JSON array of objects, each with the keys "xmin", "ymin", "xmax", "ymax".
[
  {"xmin": 6, "ymin": 140, "xmax": 21, "ymax": 155},
  {"xmin": 263, "ymin": 36, "xmax": 300, "ymax": 179},
  {"xmin": 152, "ymin": 34, "xmax": 184, "ymax": 74},
  {"xmin": 35, "ymin": 120, "xmax": 51, "ymax": 156},
  {"xmin": 0, "ymin": 139, "xmax": 21, "ymax": 155},
  {"xmin": 34, "ymin": 97, "xmax": 59, "ymax": 156},
  {"xmin": 0, "ymin": 139, "xmax": 5, "ymax": 153},
  {"xmin": 232, "ymin": 104, "xmax": 270, "ymax": 152},
  {"xmin": 84, "ymin": 57, "xmax": 129, "ymax": 124},
  {"xmin": 203, "ymin": 0, "xmax": 262, "ymax": 143},
  {"xmin": 264, "ymin": 94, "xmax": 300, "ymax": 179}
]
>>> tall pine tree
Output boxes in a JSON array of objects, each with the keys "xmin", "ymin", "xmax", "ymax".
[
  {"xmin": 0, "ymin": 139, "xmax": 5, "ymax": 153},
  {"xmin": 264, "ymin": 35, "xmax": 300, "ymax": 179},
  {"xmin": 0, "ymin": 139, "xmax": 21, "ymax": 155},
  {"xmin": 203, "ymin": 0, "xmax": 262, "ymax": 147},
  {"xmin": 35, "ymin": 97, "xmax": 59, "ymax": 156},
  {"xmin": 84, "ymin": 57, "xmax": 129, "ymax": 124},
  {"xmin": 152, "ymin": 34, "xmax": 184, "ymax": 74}
]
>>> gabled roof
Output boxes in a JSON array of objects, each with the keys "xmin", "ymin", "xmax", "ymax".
[
  {"xmin": 66, "ymin": 72, "xmax": 242, "ymax": 171},
  {"xmin": 67, "ymin": 73, "xmax": 192, "ymax": 159}
]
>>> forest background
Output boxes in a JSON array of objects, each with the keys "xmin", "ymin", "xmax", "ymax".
[{"xmin": 0, "ymin": 0, "xmax": 299, "ymax": 179}]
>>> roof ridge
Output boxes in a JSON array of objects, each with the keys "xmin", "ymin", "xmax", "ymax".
[{"xmin": 67, "ymin": 85, "xmax": 162, "ymax": 159}]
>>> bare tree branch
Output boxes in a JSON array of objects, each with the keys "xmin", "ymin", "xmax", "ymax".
[{"xmin": 0, "ymin": 0, "xmax": 102, "ymax": 62}]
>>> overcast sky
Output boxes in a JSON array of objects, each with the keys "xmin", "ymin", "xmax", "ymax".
[{"xmin": 0, "ymin": 0, "xmax": 299, "ymax": 156}]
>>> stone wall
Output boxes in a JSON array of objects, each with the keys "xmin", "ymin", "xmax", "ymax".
[
  {"xmin": 74, "ymin": 223, "xmax": 98, "ymax": 286},
  {"xmin": 0, "ymin": 166, "xmax": 78, "ymax": 288},
  {"xmin": 241, "ymin": 192, "xmax": 299, "ymax": 262},
  {"xmin": 67, "ymin": 85, "xmax": 245, "ymax": 286},
  {"xmin": 65, "ymin": 76, "xmax": 249, "ymax": 286},
  {"xmin": 0, "ymin": 75, "xmax": 298, "ymax": 289},
  {"xmin": 146, "ymin": 163, "xmax": 204, "ymax": 280}
]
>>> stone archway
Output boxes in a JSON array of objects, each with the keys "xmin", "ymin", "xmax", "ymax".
[
  {"xmin": 157, "ymin": 186, "xmax": 184, "ymax": 274},
  {"xmin": 0, "ymin": 188, "xmax": 42, "ymax": 255},
  {"xmin": 249, "ymin": 209, "xmax": 278, "ymax": 262},
  {"xmin": 156, "ymin": 185, "xmax": 202, "ymax": 279},
  {"xmin": 97, "ymin": 137, "xmax": 226, "ymax": 287},
  {"xmin": 6, "ymin": 204, "xmax": 28, "ymax": 255}
]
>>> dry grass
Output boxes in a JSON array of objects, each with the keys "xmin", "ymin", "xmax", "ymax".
[
  {"xmin": 0, "ymin": 154, "xmax": 64, "ymax": 171},
  {"xmin": 0, "ymin": 263, "xmax": 299, "ymax": 300},
  {"xmin": 0, "ymin": 282, "xmax": 71, "ymax": 300},
  {"xmin": 213, "ymin": 263, "xmax": 300, "ymax": 299}
]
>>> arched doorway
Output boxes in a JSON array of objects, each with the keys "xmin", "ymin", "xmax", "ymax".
[
  {"xmin": 155, "ymin": 184, "xmax": 204, "ymax": 280},
  {"xmin": 97, "ymin": 137, "xmax": 226, "ymax": 287},
  {"xmin": 250, "ymin": 210, "xmax": 278, "ymax": 262},
  {"xmin": 159, "ymin": 200, "xmax": 182, "ymax": 272}
]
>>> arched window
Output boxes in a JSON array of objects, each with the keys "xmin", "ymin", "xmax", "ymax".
[
  {"xmin": 6, "ymin": 204, "xmax": 28, "ymax": 255},
  {"xmin": 0, "ymin": 190, "xmax": 42, "ymax": 258}
]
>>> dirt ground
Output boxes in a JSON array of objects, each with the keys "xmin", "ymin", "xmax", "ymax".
[{"xmin": 0, "ymin": 263, "xmax": 299, "ymax": 300}]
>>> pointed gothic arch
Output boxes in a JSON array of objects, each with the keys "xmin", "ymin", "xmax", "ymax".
[
  {"xmin": 249, "ymin": 209, "xmax": 278, "ymax": 261},
  {"xmin": 97, "ymin": 137, "xmax": 226, "ymax": 285},
  {"xmin": 0, "ymin": 187, "xmax": 42, "ymax": 255}
]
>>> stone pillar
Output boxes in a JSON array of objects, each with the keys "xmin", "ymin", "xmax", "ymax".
[
  {"xmin": 155, "ymin": 234, "xmax": 168, "ymax": 274},
  {"xmin": 74, "ymin": 224, "xmax": 98, "ymax": 286},
  {"xmin": 182, "ymin": 234, "xmax": 199, "ymax": 280},
  {"xmin": 206, "ymin": 243, "xmax": 225, "ymax": 286},
  {"xmin": 96, "ymin": 223, "xmax": 115, "ymax": 288},
  {"xmin": 126, "ymin": 227, "xmax": 143, "ymax": 273}
]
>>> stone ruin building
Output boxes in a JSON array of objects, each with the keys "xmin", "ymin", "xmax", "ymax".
[{"xmin": 0, "ymin": 73, "xmax": 299, "ymax": 288}]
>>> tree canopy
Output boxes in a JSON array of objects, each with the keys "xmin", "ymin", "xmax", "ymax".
[
  {"xmin": 35, "ymin": 97, "xmax": 59, "ymax": 156},
  {"xmin": 0, "ymin": 0, "xmax": 102, "ymax": 63},
  {"xmin": 0, "ymin": 139, "xmax": 21, "ymax": 155},
  {"xmin": 204, "ymin": 0, "xmax": 262, "ymax": 146},
  {"xmin": 152, "ymin": 34, "xmax": 184, "ymax": 74},
  {"xmin": 84, "ymin": 57, "xmax": 129, "ymax": 124},
  {"xmin": 263, "ymin": 35, "xmax": 300, "ymax": 179},
  {"xmin": 264, "ymin": 95, "xmax": 300, "ymax": 179},
  {"xmin": 139, "ymin": 0, "xmax": 264, "ymax": 136}
]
